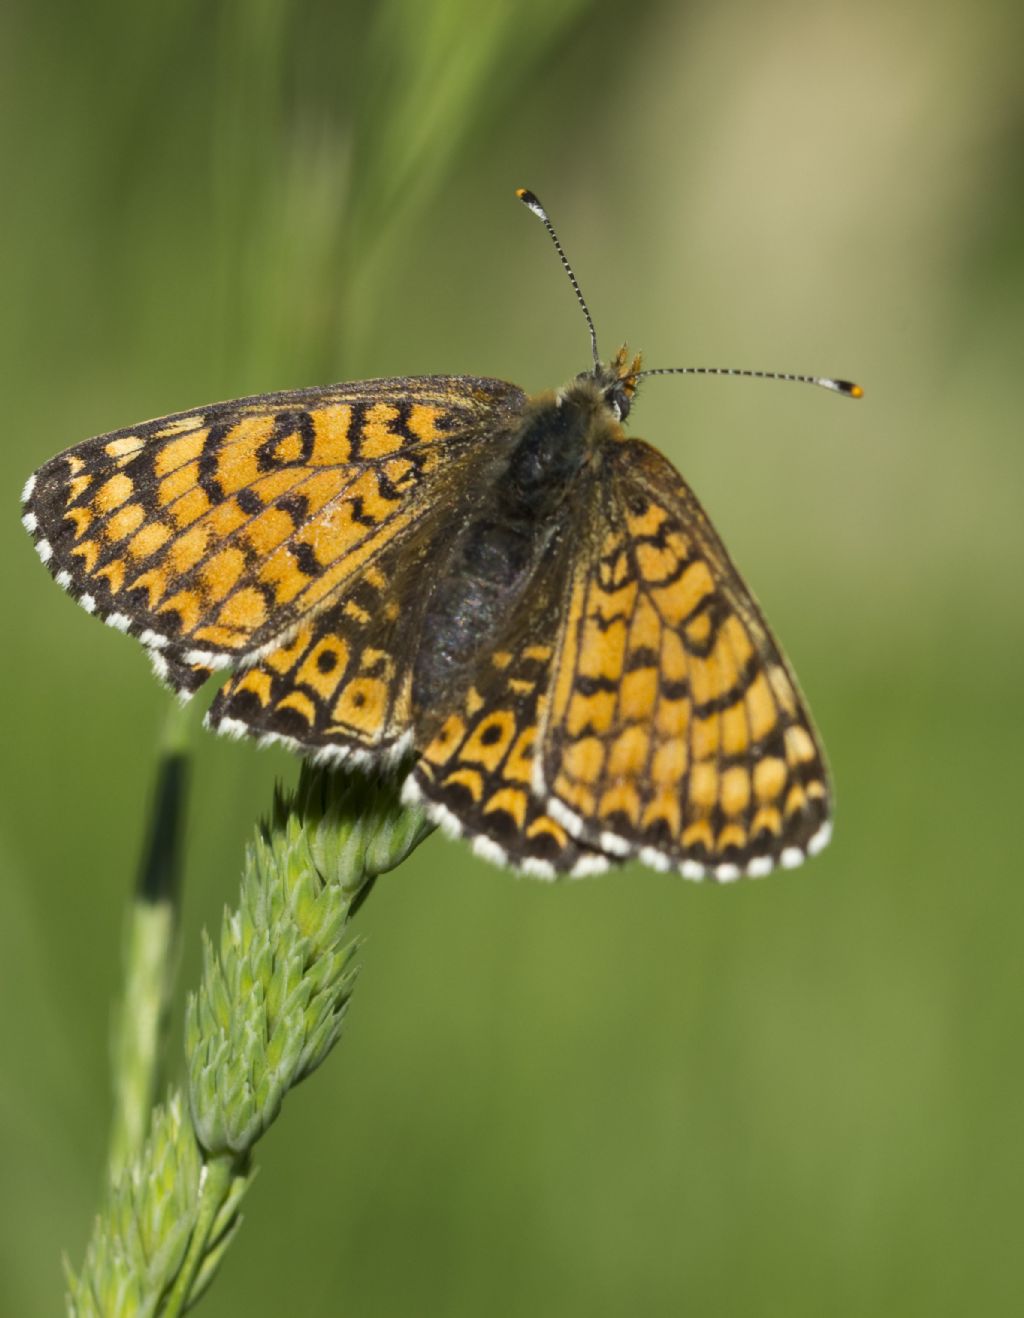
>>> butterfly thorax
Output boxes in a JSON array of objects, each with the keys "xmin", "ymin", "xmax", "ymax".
[{"xmin": 410, "ymin": 379, "xmax": 620, "ymax": 720}]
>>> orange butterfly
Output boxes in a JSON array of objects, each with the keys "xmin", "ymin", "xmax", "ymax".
[{"xmin": 23, "ymin": 190, "xmax": 859, "ymax": 879}]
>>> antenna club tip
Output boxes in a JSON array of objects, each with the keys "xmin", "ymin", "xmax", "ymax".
[
  {"xmin": 818, "ymin": 377, "xmax": 864, "ymax": 398},
  {"xmin": 515, "ymin": 187, "xmax": 545, "ymax": 216}
]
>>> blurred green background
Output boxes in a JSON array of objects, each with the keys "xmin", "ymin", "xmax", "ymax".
[{"xmin": 3, "ymin": 0, "xmax": 1022, "ymax": 1313}]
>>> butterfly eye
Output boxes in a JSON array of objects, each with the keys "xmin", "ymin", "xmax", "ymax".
[{"xmin": 607, "ymin": 384, "xmax": 631, "ymax": 423}]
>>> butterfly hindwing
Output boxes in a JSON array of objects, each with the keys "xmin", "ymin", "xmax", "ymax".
[
  {"xmin": 406, "ymin": 536, "xmax": 609, "ymax": 877},
  {"xmin": 23, "ymin": 376, "xmax": 527, "ymax": 693},
  {"xmin": 538, "ymin": 437, "xmax": 831, "ymax": 879},
  {"xmin": 205, "ymin": 521, "xmax": 441, "ymax": 764}
]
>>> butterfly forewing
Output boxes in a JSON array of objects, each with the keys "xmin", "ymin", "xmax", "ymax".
[
  {"xmin": 538, "ymin": 437, "xmax": 831, "ymax": 879},
  {"xmin": 24, "ymin": 376, "xmax": 527, "ymax": 693}
]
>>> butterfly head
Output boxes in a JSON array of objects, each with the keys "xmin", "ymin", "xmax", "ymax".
[{"xmin": 576, "ymin": 345, "xmax": 643, "ymax": 423}]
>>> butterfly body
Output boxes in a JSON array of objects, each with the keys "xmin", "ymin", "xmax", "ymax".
[
  {"xmin": 412, "ymin": 370, "xmax": 620, "ymax": 716},
  {"xmin": 23, "ymin": 347, "xmax": 832, "ymax": 881}
]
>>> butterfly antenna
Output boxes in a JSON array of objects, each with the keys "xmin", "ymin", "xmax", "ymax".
[
  {"xmin": 516, "ymin": 188, "xmax": 601, "ymax": 372},
  {"xmin": 637, "ymin": 364, "xmax": 863, "ymax": 399}
]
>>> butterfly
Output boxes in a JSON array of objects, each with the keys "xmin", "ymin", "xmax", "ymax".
[{"xmin": 21, "ymin": 189, "xmax": 859, "ymax": 881}]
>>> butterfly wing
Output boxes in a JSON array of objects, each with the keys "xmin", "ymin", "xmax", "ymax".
[
  {"xmin": 404, "ymin": 532, "xmax": 609, "ymax": 877},
  {"xmin": 206, "ymin": 512, "xmax": 447, "ymax": 764},
  {"xmin": 22, "ymin": 376, "xmax": 527, "ymax": 694},
  {"xmin": 538, "ymin": 436, "xmax": 832, "ymax": 880}
]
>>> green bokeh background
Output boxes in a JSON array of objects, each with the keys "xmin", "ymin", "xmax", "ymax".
[{"xmin": 3, "ymin": 1, "xmax": 1022, "ymax": 1313}]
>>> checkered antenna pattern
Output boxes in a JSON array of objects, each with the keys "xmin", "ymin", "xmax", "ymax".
[{"xmin": 516, "ymin": 188, "xmax": 601, "ymax": 373}]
